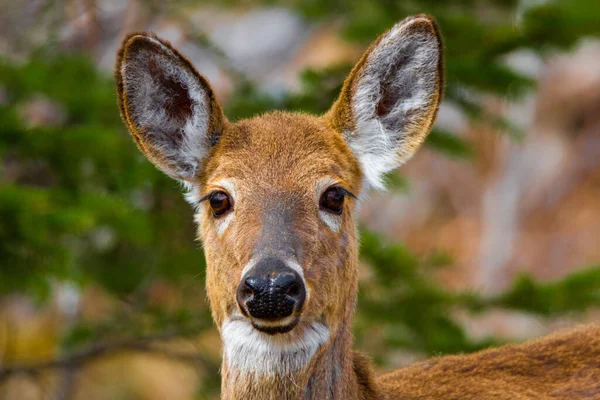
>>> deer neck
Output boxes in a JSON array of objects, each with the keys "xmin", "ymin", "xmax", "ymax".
[{"xmin": 220, "ymin": 300, "xmax": 375, "ymax": 399}]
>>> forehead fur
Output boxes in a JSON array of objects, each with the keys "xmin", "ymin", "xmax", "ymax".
[{"xmin": 200, "ymin": 111, "xmax": 363, "ymax": 193}]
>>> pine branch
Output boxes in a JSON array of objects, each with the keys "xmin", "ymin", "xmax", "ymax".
[{"xmin": 0, "ymin": 332, "xmax": 215, "ymax": 382}]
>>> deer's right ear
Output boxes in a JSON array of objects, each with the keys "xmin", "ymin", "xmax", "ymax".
[{"xmin": 116, "ymin": 33, "xmax": 225, "ymax": 181}]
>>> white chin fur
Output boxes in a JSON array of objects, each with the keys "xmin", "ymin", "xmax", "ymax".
[{"xmin": 221, "ymin": 316, "xmax": 330, "ymax": 376}]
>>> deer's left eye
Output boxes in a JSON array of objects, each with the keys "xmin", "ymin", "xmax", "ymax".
[{"xmin": 320, "ymin": 187, "xmax": 346, "ymax": 215}]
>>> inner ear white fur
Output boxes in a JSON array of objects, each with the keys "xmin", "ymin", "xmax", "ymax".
[
  {"xmin": 121, "ymin": 36, "xmax": 212, "ymax": 180},
  {"xmin": 346, "ymin": 17, "xmax": 441, "ymax": 190}
]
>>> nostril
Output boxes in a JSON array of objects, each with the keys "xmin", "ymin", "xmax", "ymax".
[
  {"xmin": 286, "ymin": 282, "xmax": 300, "ymax": 297},
  {"xmin": 236, "ymin": 278, "xmax": 261, "ymax": 316},
  {"xmin": 242, "ymin": 285, "xmax": 254, "ymax": 299}
]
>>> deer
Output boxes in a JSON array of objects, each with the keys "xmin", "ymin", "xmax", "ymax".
[{"xmin": 115, "ymin": 14, "xmax": 600, "ymax": 400}]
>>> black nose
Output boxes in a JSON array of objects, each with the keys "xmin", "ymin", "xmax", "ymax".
[{"xmin": 236, "ymin": 258, "xmax": 306, "ymax": 321}]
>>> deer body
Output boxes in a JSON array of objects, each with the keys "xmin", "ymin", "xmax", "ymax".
[{"xmin": 115, "ymin": 15, "xmax": 600, "ymax": 399}]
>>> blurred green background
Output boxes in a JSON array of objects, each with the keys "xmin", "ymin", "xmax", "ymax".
[{"xmin": 1, "ymin": 0, "xmax": 599, "ymax": 399}]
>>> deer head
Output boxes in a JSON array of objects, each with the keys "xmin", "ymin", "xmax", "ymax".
[{"xmin": 116, "ymin": 14, "xmax": 443, "ymax": 399}]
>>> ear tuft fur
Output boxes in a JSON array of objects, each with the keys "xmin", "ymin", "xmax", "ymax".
[
  {"xmin": 115, "ymin": 32, "xmax": 225, "ymax": 181},
  {"xmin": 329, "ymin": 15, "xmax": 444, "ymax": 190}
]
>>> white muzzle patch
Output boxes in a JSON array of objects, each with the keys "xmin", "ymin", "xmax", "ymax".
[{"xmin": 221, "ymin": 315, "xmax": 330, "ymax": 376}]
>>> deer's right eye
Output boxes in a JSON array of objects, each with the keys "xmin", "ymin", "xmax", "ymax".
[{"xmin": 209, "ymin": 191, "xmax": 232, "ymax": 217}]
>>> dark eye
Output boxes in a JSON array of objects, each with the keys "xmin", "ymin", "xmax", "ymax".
[
  {"xmin": 320, "ymin": 187, "xmax": 346, "ymax": 215},
  {"xmin": 209, "ymin": 191, "xmax": 231, "ymax": 217}
]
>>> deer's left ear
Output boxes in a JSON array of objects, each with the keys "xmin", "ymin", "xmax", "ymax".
[{"xmin": 329, "ymin": 15, "xmax": 444, "ymax": 190}]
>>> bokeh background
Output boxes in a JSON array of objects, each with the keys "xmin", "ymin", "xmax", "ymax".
[{"xmin": 1, "ymin": 0, "xmax": 600, "ymax": 399}]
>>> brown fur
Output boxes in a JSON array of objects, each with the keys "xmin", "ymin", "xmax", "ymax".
[
  {"xmin": 376, "ymin": 323, "xmax": 600, "ymax": 399},
  {"xmin": 115, "ymin": 15, "xmax": 600, "ymax": 400}
]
